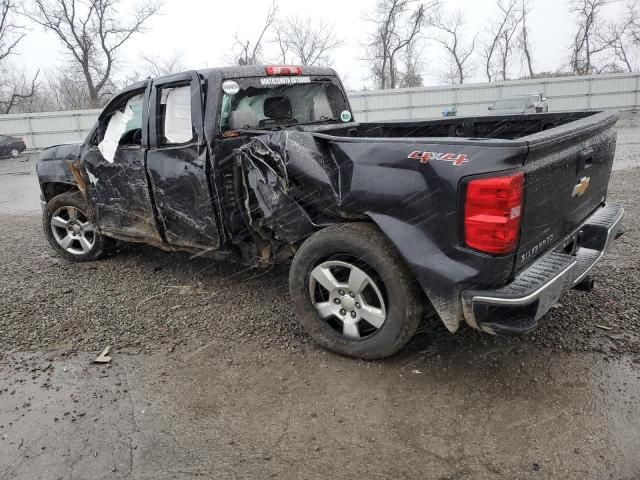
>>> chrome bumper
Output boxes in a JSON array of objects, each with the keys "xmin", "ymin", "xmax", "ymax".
[{"xmin": 462, "ymin": 203, "xmax": 624, "ymax": 335}]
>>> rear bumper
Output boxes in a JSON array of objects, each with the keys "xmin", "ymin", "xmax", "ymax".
[{"xmin": 462, "ymin": 203, "xmax": 624, "ymax": 334}]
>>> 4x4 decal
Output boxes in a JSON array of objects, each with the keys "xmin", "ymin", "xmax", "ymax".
[{"xmin": 408, "ymin": 150, "xmax": 469, "ymax": 166}]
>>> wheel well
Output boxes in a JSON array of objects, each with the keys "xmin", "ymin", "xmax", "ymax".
[{"xmin": 42, "ymin": 182, "xmax": 78, "ymax": 203}]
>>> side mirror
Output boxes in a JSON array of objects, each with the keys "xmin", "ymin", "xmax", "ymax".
[{"xmin": 488, "ymin": 106, "xmax": 493, "ymax": 110}]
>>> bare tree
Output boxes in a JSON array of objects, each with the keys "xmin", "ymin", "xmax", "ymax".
[
  {"xmin": 0, "ymin": 1, "xmax": 40, "ymax": 113},
  {"xmin": 233, "ymin": 0, "xmax": 277, "ymax": 66},
  {"xmin": 626, "ymin": 0, "xmax": 640, "ymax": 44},
  {"xmin": 0, "ymin": 0, "xmax": 24, "ymax": 62},
  {"xmin": 273, "ymin": 16, "xmax": 342, "ymax": 66},
  {"xmin": 365, "ymin": 0, "xmax": 438, "ymax": 89},
  {"xmin": 600, "ymin": 21, "xmax": 633, "ymax": 72},
  {"xmin": 0, "ymin": 69, "xmax": 40, "ymax": 113},
  {"xmin": 482, "ymin": 0, "xmax": 522, "ymax": 82},
  {"xmin": 44, "ymin": 69, "xmax": 91, "ymax": 109},
  {"xmin": 518, "ymin": 0, "xmax": 534, "ymax": 77},
  {"xmin": 25, "ymin": 0, "xmax": 162, "ymax": 107},
  {"xmin": 119, "ymin": 49, "xmax": 187, "ymax": 86},
  {"xmin": 597, "ymin": 2, "xmax": 640, "ymax": 73},
  {"xmin": 398, "ymin": 37, "xmax": 424, "ymax": 87},
  {"xmin": 431, "ymin": 9, "xmax": 477, "ymax": 84},
  {"xmin": 138, "ymin": 50, "xmax": 186, "ymax": 77},
  {"xmin": 568, "ymin": 0, "xmax": 617, "ymax": 75}
]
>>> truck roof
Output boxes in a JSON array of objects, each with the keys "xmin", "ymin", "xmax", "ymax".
[
  {"xmin": 207, "ymin": 65, "xmax": 339, "ymax": 79},
  {"xmin": 123, "ymin": 65, "xmax": 340, "ymax": 94}
]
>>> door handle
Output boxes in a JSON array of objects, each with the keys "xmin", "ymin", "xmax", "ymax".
[{"xmin": 577, "ymin": 148, "xmax": 593, "ymax": 173}]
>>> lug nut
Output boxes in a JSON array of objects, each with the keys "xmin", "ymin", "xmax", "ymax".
[
  {"xmin": 338, "ymin": 290, "xmax": 345, "ymax": 296},
  {"xmin": 350, "ymin": 311, "xmax": 357, "ymax": 318},
  {"xmin": 333, "ymin": 298, "xmax": 341, "ymax": 304},
  {"xmin": 339, "ymin": 309, "xmax": 346, "ymax": 316},
  {"xmin": 355, "ymin": 302, "xmax": 361, "ymax": 309},
  {"xmin": 349, "ymin": 292, "xmax": 355, "ymax": 298}
]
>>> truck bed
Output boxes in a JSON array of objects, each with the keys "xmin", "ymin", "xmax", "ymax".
[
  {"xmin": 303, "ymin": 110, "xmax": 618, "ymax": 274},
  {"xmin": 310, "ymin": 111, "xmax": 601, "ymax": 141}
]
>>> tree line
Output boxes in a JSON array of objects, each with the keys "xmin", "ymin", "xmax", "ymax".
[
  {"xmin": 365, "ymin": 0, "xmax": 640, "ymax": 88},
  {"xmin": 0, "ymin": 0, "xmax": 639, "ymax": 114}
]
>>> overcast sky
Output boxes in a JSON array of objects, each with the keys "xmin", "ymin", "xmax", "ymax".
[{"xmin": 16, "ymin": 0, "xmax": 627, "ymax": 90}]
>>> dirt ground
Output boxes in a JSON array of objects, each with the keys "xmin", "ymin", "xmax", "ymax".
[{"xmin": 1, "ymin": 124, "xmax": 639, "ymax": 479}]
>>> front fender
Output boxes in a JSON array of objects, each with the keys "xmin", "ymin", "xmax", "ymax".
[{"xmin": 36, "ymin": 143, "xmax": 83, "ymax": 199}]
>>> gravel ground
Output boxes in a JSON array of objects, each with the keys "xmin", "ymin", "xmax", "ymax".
[{"xmin": 0, "ymin": 167, "xmax": 638, "ymax": 360}]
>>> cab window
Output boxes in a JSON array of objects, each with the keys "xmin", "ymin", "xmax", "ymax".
[
  {"xmin": 157, "ymin": 84, "xmax": 194, "ymax": 145},
  {"xmin": 219, "ymin": 78, "xmax": 349, "ymax": 132}
]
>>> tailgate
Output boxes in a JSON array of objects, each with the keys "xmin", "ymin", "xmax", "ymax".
[{"xmin": 516, "ymin": 111, "xmax": 618, "ymax": 271}]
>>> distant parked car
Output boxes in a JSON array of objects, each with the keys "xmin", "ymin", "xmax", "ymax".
[
  {"xmin": 488, "ymin": 93, "xmax": 548, "ymax": 115},
  {"xmin": 442, "ymin": 105, "xmax": 457, "ymax": 117},
  {"xmin": 0, "ymin": 135, "xmax": 27, "ymax": 158}
]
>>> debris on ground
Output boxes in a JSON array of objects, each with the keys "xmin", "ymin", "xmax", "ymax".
[{"xmin": 93, "ymin": 346, "xmax": 112, "ymax": 364}]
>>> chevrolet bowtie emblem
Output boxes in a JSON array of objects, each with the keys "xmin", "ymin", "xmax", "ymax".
[{"xmin": 572, "ymin": 176, "xmax": 591, "ymax": 197}]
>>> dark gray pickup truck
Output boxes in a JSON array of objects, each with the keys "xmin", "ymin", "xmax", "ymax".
[{"xmin": 36, "ymin": 65, "xmax": 624, "ymax": 359}]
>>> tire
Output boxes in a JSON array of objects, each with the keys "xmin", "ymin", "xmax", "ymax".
[
  {"xmin": 10, "ymin": 148, "xmax": 19, "ymax": 158},
  {"xmin": 43, "ymin": 191, "xmax": 111, "ymax": 262},
  {"xmin": 289, "ymin": 222, "xmax": 423, "ymax": 360}
]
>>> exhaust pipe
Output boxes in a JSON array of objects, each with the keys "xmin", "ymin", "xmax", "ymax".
[{"xmin": 573, "ymin": 275, "xmax": 595, "ymax": 292}]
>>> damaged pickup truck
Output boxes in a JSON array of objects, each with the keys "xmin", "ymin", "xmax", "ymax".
[{"xmin": 37, "ymin": 65, "xmax": 624, "ymax": 359}]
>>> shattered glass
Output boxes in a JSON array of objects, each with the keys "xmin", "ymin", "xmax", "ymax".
[{"xmin": 98, "ymin": 93, "xmax": 143, "ymax": 163}]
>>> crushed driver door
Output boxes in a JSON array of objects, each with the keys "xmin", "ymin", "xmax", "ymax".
[{"xmin": 82, "ymin": 82, "xmax": 163, "ymax": 243}]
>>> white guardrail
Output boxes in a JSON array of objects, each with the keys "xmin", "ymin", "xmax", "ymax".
[{"xmin": 1, "ymin": 71, "xmax": 639, "ymax": 149}]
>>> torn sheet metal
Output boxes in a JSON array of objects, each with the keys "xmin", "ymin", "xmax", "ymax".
[
  {"xmin": 235, "ymin": 130, "xmax": 354, "ymax": 244},
  {"xmin": 82, "ymin": 147, "xmax": 163, "ymax": 243},
  {"xmin": 237, "ymin": 132, "xmax": 316, "ymax": 243}
]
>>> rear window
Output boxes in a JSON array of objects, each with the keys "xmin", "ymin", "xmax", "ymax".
[{"xmin": 219, "ymin": 76, "xmax": 350, "ymax": 132}]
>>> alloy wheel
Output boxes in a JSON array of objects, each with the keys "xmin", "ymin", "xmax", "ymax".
[
  {"xmin": 50, "ymin": 205, "xmax": 96, "ymax": 255},
  {"xmin": 308, "ymin": 260, "xmax": 387, "ymax": 340}
]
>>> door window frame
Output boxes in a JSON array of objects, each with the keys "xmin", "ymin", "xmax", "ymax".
[
  {"xmin": 88, "ymin": 82, "xmax": 151, "ymax": 153},
  {"xmin": 149, "ymin": 71, "xmax": 204, "ymax": 150}
]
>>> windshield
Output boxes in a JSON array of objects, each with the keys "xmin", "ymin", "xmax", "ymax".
[
  {"xmin": 492, "ymin": 97, "xmax": 533, "ymax": 110},
  {"xmin": 219, "ymin": 76, "xmax": 350, "ymax": 131}
]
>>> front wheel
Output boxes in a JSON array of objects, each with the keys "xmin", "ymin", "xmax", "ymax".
[
  {"xmin": 10, "ymin": 148, "xmax": 19, "ymax": 158},
  {"xmin": 43, "ymin": 191, "xmax": 111, "ymax": 261},
  {"xmin": 289, "ymin": 223, "xmax": 424, "ymax": 360}
]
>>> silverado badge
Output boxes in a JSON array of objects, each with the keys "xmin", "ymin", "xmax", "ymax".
[{"xmin": 572, "ymin": 176, "xmax": 591, "ymax": 198}]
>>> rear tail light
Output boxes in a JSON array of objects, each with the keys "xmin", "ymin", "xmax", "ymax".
[
  {"xmin": 464, "ymin": 172, "xmax": 524, "ymax": 254},
  {"xmin": 265, "ymin": 65, "xmax": 302, "ymax": 76}
]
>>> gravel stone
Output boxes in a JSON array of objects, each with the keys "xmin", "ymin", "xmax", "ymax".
[{"xmin": 0, "ymin": 166, "xmax": 638, "ymax": 358}]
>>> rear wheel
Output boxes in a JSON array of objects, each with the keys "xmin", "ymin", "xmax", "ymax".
[
  {"xmin": 43, "ymin": 191, "xmax": 111, "ymax": 261},
  {"xmin": 289, "ymin": 223, "xmax": 423, "ymax": 360},
  {"xmin": 10, "ymin": 148, "xmax": 19, "ymax": 158}
]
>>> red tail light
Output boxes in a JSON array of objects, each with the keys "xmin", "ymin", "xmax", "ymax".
[
  {"xmin": 265, "ymin": 65, "xmax": 302, "ymax": 76},
  {"xmin": 464, "ymin": 172, "xmax": 524, "ymax": 254}
]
